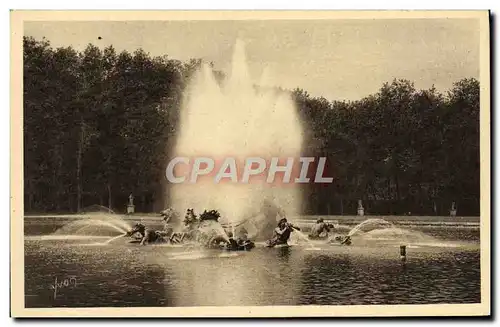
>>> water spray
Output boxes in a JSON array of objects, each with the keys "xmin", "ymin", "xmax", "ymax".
[
  {"xmin": 105, "ymin": 233, "xmax": 128, "ymax": 244},
  {"xmin": 169, "ymin": 39, "xmax": 304, "ymax": 238}
]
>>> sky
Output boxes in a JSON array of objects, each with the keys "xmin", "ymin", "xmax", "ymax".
[{"xmin": 24, "ymin": 19, "xmax": 480, "ymax": 101}]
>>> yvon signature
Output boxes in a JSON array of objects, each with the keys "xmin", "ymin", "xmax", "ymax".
[{"xmin": 50, "ymin": 276, "xmax": 77, "ymax": 299}]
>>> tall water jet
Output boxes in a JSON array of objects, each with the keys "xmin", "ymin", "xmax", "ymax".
[{"xmin": 169, "ymin": 40, "xmax": 304, "ymax": 237}]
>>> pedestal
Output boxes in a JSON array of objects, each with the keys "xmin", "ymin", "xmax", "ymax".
[
  {"xmin": 127, "ymin": 205, "xmax": 135, "ymax": 214},
  {"xmin": 450, "ymin": 202, "xmax": 457, "ymax": 217},
  {"xmin": 357, "ymin": 200, "xmax": 364, "ymax": 216}
]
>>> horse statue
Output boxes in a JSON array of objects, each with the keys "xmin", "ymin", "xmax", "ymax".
[
  {"xmin": 126, "ymin": 223, "xmax": 170, "ymax": 245},
  {"xmin": 331, "ymin": 235, "xmax": 352, "ymax": 246},
  {"xmin": 160, "ymin": 207, "xmax": 179, "ymax": 224},
  {"xmin": 308, "ymin": 218, "xmax": 335, "ymax": 240},
  {"xmin": 126, "ymin": 208, "xmax": 255, "ymax": 250}
]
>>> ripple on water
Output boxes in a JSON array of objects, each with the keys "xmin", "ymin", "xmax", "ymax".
[{"xmin": 23, "ymin": 228, "xmax": 481, "ymax": 307}]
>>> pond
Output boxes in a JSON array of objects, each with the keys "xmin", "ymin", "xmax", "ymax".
[{"xmin": 23, "ymin": 216, "xmax": 481, "ymax": 307}]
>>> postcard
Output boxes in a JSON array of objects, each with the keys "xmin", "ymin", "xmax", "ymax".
[{"xmin": 10, "ymin": 10, "xmax": 490, "ymax": 318}]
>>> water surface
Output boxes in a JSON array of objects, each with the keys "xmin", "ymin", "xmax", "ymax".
[{"xmin": 24, "ymin": 218, "xmax": 480, "ymax": 307}]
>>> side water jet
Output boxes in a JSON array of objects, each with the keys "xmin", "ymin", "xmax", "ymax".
[
  {"xmin": 52, "ymin": 214, "xmax": 131, "ymax": 238},
  {"xmin": 105, "ymin": 233, "xmax": 128, "ymax": 244},
  {"xmin": 346, "ymin": 218, "xmax": 455, "ymax": 247},
  {"xmin": 169, "ymin": 39, "xmax": 304, "ymax": 237},
  {"xmin": 289, "ymin": 228, "xmax": 318, "ymax": 249},
  {"xmin": 347, "ymin": 218, "xmax": 395, "ymax": 237}
]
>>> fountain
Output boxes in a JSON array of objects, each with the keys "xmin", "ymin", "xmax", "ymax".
[
  {"xmin": 343, "ymin": 218, "xmax": 453, "ymax": 248},
  {"xmin": 169, "ymin": 39, "xmax": 304, "ymax": 239},
  {"xmin": 51, "ymin": 213, "xmax": 131, "ymax": 239},
  {"xmin": 104, "ymin": 233, "xmax": 128, "ymax": 244},
  {"xmin": 361, "ymin": 227, "xmax": 437, "ymax": 244},
  {"xmin": 347, "ymin": 218, "xmax": 395, "ymax": 237},
  {"xmin": 290, "ymin": 228, "xmax": 319, "ymax": 250},
  {"xmin": 80, "ymin": 204, "xmax": 115, "ymax": 214}
]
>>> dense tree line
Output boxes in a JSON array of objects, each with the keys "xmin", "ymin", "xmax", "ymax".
[
  {"xmin": 295, "ymin": 78, "xmax": 480, "ymax": 215},
  {"xmin": 23, "ymin": 37, "xmax": 480, "ymax": 215}
]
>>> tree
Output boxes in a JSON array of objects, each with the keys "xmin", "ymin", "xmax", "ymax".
[{"xmin": 23, "ymin": 36, "xmax": 480, "ymax": 216}]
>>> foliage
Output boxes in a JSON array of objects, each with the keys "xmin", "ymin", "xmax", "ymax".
[
  {"xmin": 23, "ymin": 37, "xmax": 480, "ymax": 215},
  {"xmin": 24, "ymin": 37, "xmax": 196, "ymax": 212},
  {"xmin": 293, "ymin": 78, "xmax": 480, "ymax": 215}
]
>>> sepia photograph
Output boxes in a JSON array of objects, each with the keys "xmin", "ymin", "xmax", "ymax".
[{"xmin": 10, "ymin": 10, "xmax": 490, "ymax": 317}]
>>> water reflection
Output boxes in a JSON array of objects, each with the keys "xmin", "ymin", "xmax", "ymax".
[
  {"xmin": 298, "ymin": 255, "xmax": 353, "ymax": 305},
  {"xmin": 25, "ymin": 243, "xmax": 172, "ymax": 307},
  {"xmin": 296, "ymin": 251, "xmax": 480, "ymax": 305},
  {"xmin": 24, "ymin": 237, "xmax": 480, "ymax": 307},
  {"xmin": 164, "ymin": 247, "xmax": 303, "ymax": 306}
]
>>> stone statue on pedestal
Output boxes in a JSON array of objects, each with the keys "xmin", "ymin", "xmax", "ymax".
[
  {"xmin": 127, "ymin": 193, "xmax": 135, "ymax": 214},
  {"xmin": 450, "ymin": 201, "xmax": 457, "ymax": 217},
  {"xmin": 357, "ymin": 200, "xmax": 364, "ymax": 216}
]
